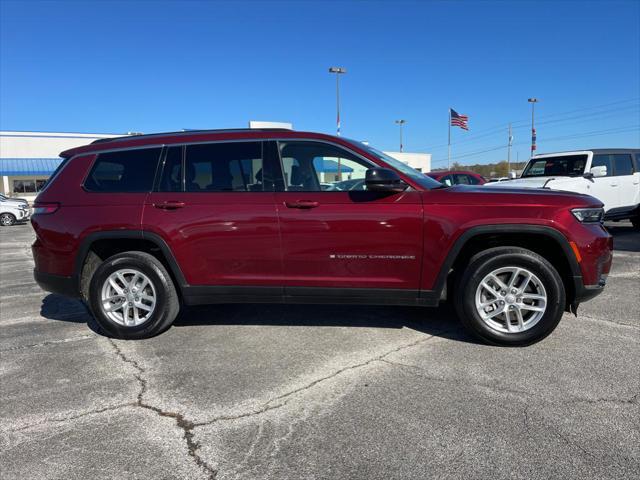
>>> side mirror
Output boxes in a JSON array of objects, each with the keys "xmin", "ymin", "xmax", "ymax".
[
  {"xmin": 589, "ymin": 165, "xmax": 607, "ymax": 178},
  {"xmin": 365, "ymin": 168, "xmax": 407, "ymax": 193}
]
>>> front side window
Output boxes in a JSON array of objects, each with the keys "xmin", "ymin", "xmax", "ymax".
[
  {"xmin": 591, "ymin": 154, "xmax": 613, "ymax": 176},
  {"xmin": 279, "ymin": 141, "xmax": 372, "ymax": 192},
  {"xmin": 455, "ymin": 174, "xmax": 471, "ymax": 185},
  {"xmin": 84, "ymin": 148, "xmax": 162, "ymax": 192},
  {"xmin": 521, "ymin": 154, "xmax": 588, "ymax": 177},
  {"xmin": 184, "ymin": 142, "xmax": 264, "ymax": 192}
]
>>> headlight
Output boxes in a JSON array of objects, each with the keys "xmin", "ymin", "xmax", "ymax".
[{"xmin": 571, "ymin": 207, "xmax": 604, "ymax": 223}]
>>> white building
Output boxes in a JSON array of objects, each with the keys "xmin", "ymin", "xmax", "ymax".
[
  {"xmin": 0, "ymin": 131, "xmax": 122, "ymax": 202},
  {"xmin": 384, "ymin": 151, "xmax": 431, "ymax": 173}
]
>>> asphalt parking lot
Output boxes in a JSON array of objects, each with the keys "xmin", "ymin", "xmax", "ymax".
[{"xmin": 1, "ymin": 223, "xmax": 638, "ymax": 480}]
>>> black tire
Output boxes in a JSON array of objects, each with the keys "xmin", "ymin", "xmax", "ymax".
[
  {"xmin": 0, "ymin": 213, "xmax": 16, "ymax": 226},
  {"xmin": 88, "ymin": 251, "xmax": 180, "ymax": 339},
  {"xmin": 454, "ymin": 247, "xmax": 566, "ymax": 347}
]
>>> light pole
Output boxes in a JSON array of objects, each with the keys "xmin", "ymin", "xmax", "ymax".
[
  {"xmin": 528, "ymin": 98, "xmax": 538, "ymax": 155},
  {"xmin": 395, "ymin": 120, "xmax": 406, "ymax": 152},
  {"xmin": 329, "ymin": 67, "xmax": 346, "ymax": 136}
]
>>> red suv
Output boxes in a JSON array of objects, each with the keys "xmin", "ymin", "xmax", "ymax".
[
  {"xmin": 427, "ymin": 170, "xmax": 486, "ymax": 186},
  {"xmin": 31, "ymin": 129, "xmax": 612, "ymax": 345}
]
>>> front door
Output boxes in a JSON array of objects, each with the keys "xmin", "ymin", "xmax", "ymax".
[
  {"xmin": 272, "ymin": 140, "xmax": 424, "ymax": 294},
  {"xmin": 143, "ymin": 141, "xmax": 283, "ymax": 288}
]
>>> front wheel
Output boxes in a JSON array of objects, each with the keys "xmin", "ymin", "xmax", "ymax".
[
  {"xmin": 88, "ymin": 251, "xmax": 180, "ymax": 339},
  {"xmin": 0, "ymin": 213, "xmax": 16, "ymax": 226},
  {"xmin": 454, "ymin": 247, "xmax": 566, "ymax": 346}
]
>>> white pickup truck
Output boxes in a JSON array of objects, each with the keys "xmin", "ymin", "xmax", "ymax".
[{"xmin": 486, "ymin": 149, "xmax": 640, "ymax": 228}]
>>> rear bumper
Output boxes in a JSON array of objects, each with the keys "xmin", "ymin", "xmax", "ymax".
[{"xmin": 34, "ymin": 270, "xmax": 79, "ymax": 298}]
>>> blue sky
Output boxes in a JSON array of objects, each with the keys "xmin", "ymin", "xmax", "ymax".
[{"xmin": 1, "ymin": 0, "xmax": 639, "ymax": 166}]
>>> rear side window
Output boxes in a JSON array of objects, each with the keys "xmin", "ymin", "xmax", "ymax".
[
  {"xmin": 84, "ymin": 148, "xmax": 162, "ymax": 192},
  {"xmin": 612, "ymin": 154, "xmax": 634, "ymax": 176},
  {"xmin": 184, "ymin": 142, "xmax": 264, "ymax": 192}
]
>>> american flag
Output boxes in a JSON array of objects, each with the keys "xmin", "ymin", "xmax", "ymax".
[{"xmin": 450, "ymin": 109, "xmax": 469, "ymax": 130}]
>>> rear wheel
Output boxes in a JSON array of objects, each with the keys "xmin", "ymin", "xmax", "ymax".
[
  {"xmin": 0, "ymin": 213, "xmax": 16, "ymax": 226},
  {"xmin": 88, "ymin": 251, "xmax": 179, "ymax": 339},
  {"xmin": 454, "ymin": 247, "xmax": 565, "ymax": 346}
]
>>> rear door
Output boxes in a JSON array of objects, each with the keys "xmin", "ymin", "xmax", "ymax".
[
  {"xmin": 273, "ymin": 140, "xmax": 423, "ymax": 295},
  {"xmin": 143, "ymin": 140, "xmax": 283, "ymax": 288},
  {"xmin": 588, "ymin": 153, "xmax": 619, "ymax": 210},
  {"xmin": 610, "ymin": 153, "xmax": 639, "ymax": 210}
]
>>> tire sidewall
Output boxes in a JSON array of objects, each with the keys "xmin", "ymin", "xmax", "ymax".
[
  {"xmin": 1, "ymin": 213, "xmax": 16, "ymax": 226},
  {"xmin": 89, "ymin": 254, "xmax": 172, "ymax": 339},
  {"xmin": 458, "ymin": 251, "xmax": 565, "ymax": 346}
]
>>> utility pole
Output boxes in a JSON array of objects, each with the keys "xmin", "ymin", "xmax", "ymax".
[
  {"xmin": 507, "ymin": 122, "xmax": 513, "ymax": 175},
  {"xmin": 329, "ymin": 67, "xmax": 346, "ymax": 136},
  {"xmin": 528, "ymin": 98, "xmax": 538, "ymax": 155},
  {"xmin": 395, "ymin": 120, "xmax": 406, "ymax": 152}
]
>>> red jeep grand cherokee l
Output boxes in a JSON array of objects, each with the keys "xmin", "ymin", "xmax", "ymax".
[{"xmin": 31, "ymin": 129, "xmax": 612, "ymax": 346}]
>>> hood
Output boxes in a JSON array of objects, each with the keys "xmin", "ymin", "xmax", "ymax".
[
  {"xmin": 0, "ymin": 198, "xmax": 29, "ymax": 206},
  {"xmin": 427, "ymin": 184, "xmax": 602, "ymax": 208},
  {"xmin": 483, "ymin": 176, "xmax": 584, "ymax": 189}
]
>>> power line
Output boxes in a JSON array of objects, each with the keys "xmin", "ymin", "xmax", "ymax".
[
  {"xmin": 431, "ymin": 124, "xmax": 640, "ymax": 165},
  {"xmin": 419, "ymin": 98, "xmax": 640, "ymax": 152}
]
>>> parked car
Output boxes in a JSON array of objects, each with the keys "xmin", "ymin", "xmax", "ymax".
[
  {"xmin": 427, "ymin": 170, "xmax": 486, "ymax": 186},
  {"xmin": 0, "ymin": 197, "xmax": 30, "ymax": 226},
  {"xmin": 485, "ymin": 149, "xmax": 640, "ymax": 228},
  {"xmin": 0, "ymin": 193, "xmax": 29, "ymax": 206},
  {"xmin": 486, "ymin": 177, "xmax": 511, "ymax": 183},
  {"xmin": 32, "ymin": 129, "xmax": 612, "ymax": 346}
]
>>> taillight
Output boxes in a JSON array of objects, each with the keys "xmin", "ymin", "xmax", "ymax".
[{"xmin": 33, "ymin": 202, "xmax": 60, "ymax": 215}]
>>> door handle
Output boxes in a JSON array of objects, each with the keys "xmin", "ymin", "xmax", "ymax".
[
  {"xmin": 154, "ymin": 201, "xmax": 186, "ymax": 210},
  {"xmin": 285, "ymin": 200, "xmax": 319, "ymax": 209}
]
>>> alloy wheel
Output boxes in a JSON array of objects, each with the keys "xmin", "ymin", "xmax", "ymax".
[{"xmin": 100, "ymin": 268, "xmax": 157, "ymax": 327}]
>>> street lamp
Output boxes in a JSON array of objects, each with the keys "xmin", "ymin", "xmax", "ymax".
[
  {"xmin": 395, "ymin": 120, "xmax": 406, "ymax": 152},
  {"xmin": 329, "ymin": 67, "xmax": 346, "ymax": 136},
  {"xmin": 528, "ymin": 98, "xmax": 539, "ymax": 155}
]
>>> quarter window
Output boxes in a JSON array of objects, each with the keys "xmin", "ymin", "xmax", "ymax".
[
  {"xmin": 85, "ymin": 148, "xmax": 162, "ymax": 192},
  {"xmin": 184, "ymin": 142, "xmax": 265, "ymax": 192},
  {"xmin": 278, "ymin": 142, "xmax": 372, "ymax": 192}
]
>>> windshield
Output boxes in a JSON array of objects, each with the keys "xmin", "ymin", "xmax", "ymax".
[
  {"xmin": 344, "ymin": 140, "xmax": 443, "ymax": 189},
  {"xmin": 522, "ymin": 154, "xmax": 588, "ymax": 178}
]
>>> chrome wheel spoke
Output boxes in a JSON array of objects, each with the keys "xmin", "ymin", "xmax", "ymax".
[
  {"xmin": 475, "ymin": 266, "xmax": 547, "ymax": 334},
  {"xmin": 101, "ymin": 268, "xmax": 156, "ymax": 327}
]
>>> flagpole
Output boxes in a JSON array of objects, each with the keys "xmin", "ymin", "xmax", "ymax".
[{"xmin": 447, "ymin": 108, "xmax": 451, "ymax": 170}]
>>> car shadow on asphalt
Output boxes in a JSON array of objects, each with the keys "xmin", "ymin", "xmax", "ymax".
[
  {"xmin": 605, "ymin": 221, "xmax": 640, "ymax": 253},
  {"xmin": 174, "ymin": 302, "xmax": 479, "ymax": 343},
  {"xmin": 39, "ymin": 293, "xmax": 478, "ymax": 344}
]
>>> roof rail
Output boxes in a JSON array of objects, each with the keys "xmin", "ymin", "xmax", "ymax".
[{"xmin": 89, "ymin": 128, "xmax": 294, "ymax": 145}]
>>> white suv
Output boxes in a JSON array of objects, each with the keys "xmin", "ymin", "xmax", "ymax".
[
  {"xmin": 0, "ymin": 196, "xmax": 31, "ymax": 226},
  {"xmin": 486, "ymin": 149, "xmax": 640, "ymax": 227}
]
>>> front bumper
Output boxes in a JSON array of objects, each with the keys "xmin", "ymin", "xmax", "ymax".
[{"xmin": 34, "ymin": 270, "xmax": 79, "ymax": 297}]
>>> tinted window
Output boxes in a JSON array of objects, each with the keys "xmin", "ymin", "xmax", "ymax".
[
  {"xmin": 159, "ymin": 146, "xmax": 183, "ymax": 192},
  {"xmin": 522, "ymin": 154, "xmax": 587, "ymax": 177},
  {"xmin": 440, "ymin": 175, "xmax": 453, "ymax": 186},
  {"xmin": 591, "ymin": 154, "xmax": 612, "ymax": 176},
  {"xmin": 455, "ymin": 174, "xmax": 471, "ymax": 185},
  {"xmin": 279, "ymin": 141, "xmax": 372, "ymax": 192},
  {"xmin": 85, "ymin": 148, "xmax": 161, "ymax": 192},
  {"xmin": 612, "ymin": 154, "xmax": 634, "ymax": 176},
  {"xmin": 467, "ymin": 174, "xmax": 482, "ymax": 185},
  {"xmin": 184, "ymin": 142, "xmax": 264, "ymax": 192}
]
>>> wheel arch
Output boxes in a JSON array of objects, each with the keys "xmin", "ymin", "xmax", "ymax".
[
  {"xmin": 75, "ymin": 230, "xmax": 187, "ymax": 300},
  {"xmin": 435, "ymin": 225, "xmax": 582, "ymax": 308}
]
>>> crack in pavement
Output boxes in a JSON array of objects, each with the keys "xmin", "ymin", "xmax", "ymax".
[
  {"xmin": 190, "ymin": 330, "xmax": 449, "ymax": 429},
  {"xmin": 107, "ymin": 339, "xmax": 218, "ymax": 480}
]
